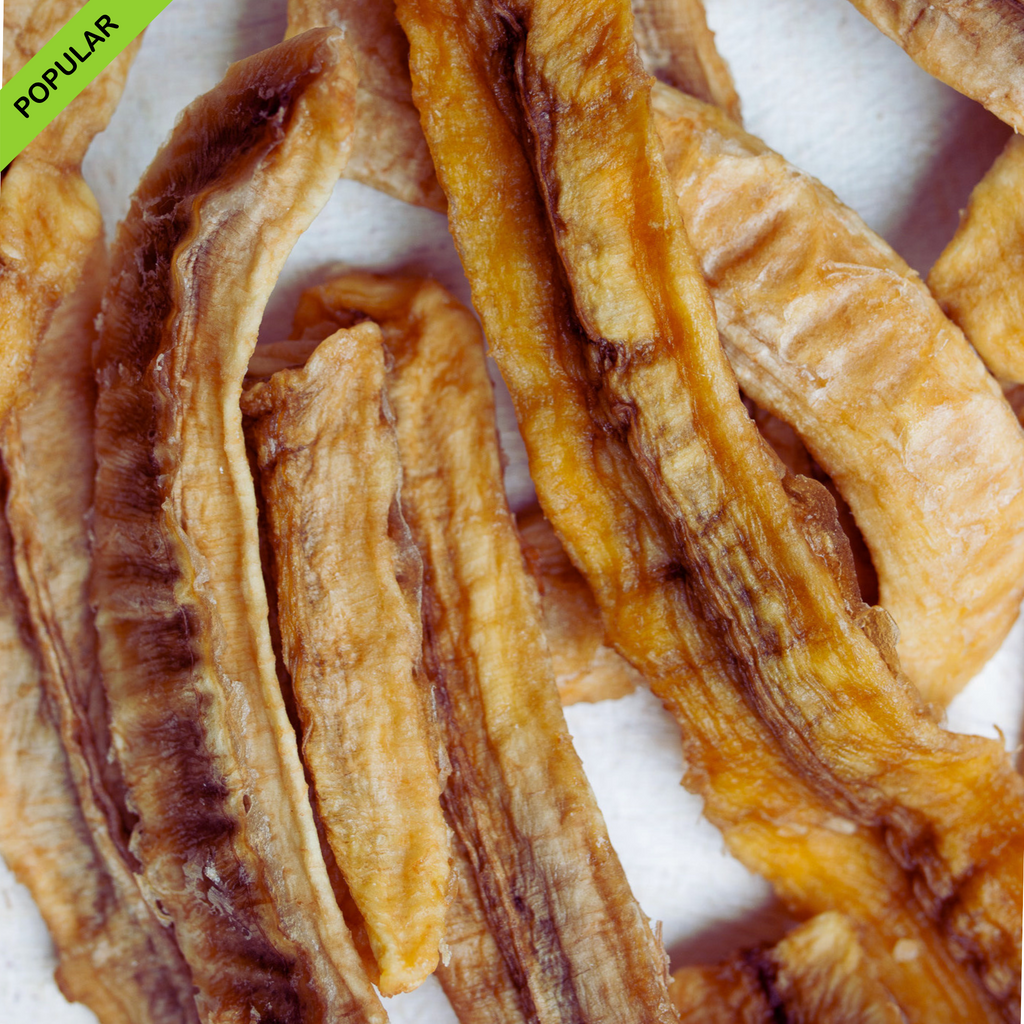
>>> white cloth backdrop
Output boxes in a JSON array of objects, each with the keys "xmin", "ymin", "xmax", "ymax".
[{"xmin": 2, "ymin": 0, "xmax": 1021, "ymax": 1019}]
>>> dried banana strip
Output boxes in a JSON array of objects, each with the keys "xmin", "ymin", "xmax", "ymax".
[
  {"xmin": 1, "ymin": 0, "xmax": 138, "ymax": 424},
  {"xmin": 291, "ymin": 271, "xmax": 679, "ymax": 1024},
  {"xmin": 517, "ymin": 506, "xmax": 641, "ymax": 705},
  {"xmin": 670, "ymin": 913, "xmax": 904, "ymax": 1023},
  {"xmin": 844, "ymin": 0, "xmax": 1024, "ymax": 133},
  {"xmin": 396, "ymin": 0, "xmax": 1021, "ymax": 1015},
  {"xmin": 652, "ymin": 84, "xmax": 1024, "ymax": 705},
  {"xmin": 1, "ymin": 244, "xmax": 198, "ymax": 1024},
  {"xmin": 249, "ymin": 337, "xmax": 630, "ymax": 710},
  {"xmin": 92, "ymin": 31, "xmax": 384, "ymax": 1024},
  {"xmin": 929, "ymin": 133, "xmax": 1024, "ymax": 386},
  {"xmin": 631, "ymin": 0, "xmax": 740, "ymax": 121},
  {"xmin": 242, "ymin": 321, "xmax": 451, "ymax": 997}
]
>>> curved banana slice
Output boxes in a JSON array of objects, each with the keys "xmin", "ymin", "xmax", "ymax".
[
  {"xmin": 292, "ymin": 271, "xmax": 681, "ymax": 1024},
  {"xmin": 283, "ymin": 0, "xmax": 734, "ymax": 211},
  {"xmin": 652, "ymin": 83, "xmax": 1024, "ymax": 705},
  {"xmin": 92, "ymin": 30, "xmax": 385, "ymax": 1024},
  {"xmin": 0, "ymin": 250, "xmax": 197, "ymax": 1024}
]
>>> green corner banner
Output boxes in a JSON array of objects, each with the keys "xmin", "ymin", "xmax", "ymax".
[{"xmin": 1, "ymin": 0, "xmax": 174, "ymax": 169}]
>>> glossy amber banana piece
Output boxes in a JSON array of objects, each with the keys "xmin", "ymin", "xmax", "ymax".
[
  {"xmin": 930, "ymin": 133, "xmax": 1024, "ymax": 386},
  {"xmin": 291, "ymin": 270, "xmax": 679, "ymax": 1024},
  {"xmin": 0, "ymin": 0, "xmax": 138, "ymax": 424},
  {"xmin": 844, "ymin": 0, "xmax": 1024, "ymax": 132},
  {"xmin": 1, "ymin": 245, "xmax": 198, "ymax": 1024},
  {"xmin": 242, "ymin": 321, "xmax": 451, "ymax": 997},
  {"xmin": 671, "ymin": 913, "xmax": 904, "ymax": 1024},
  {"xmin": 397, "ymin": 0, "xmax": 1021, "ymax": 1016},
  {"xmin": 92, "ymin": 31, "xmax": 384, "ymax": 1024},
  {"xmin": 652, "ymin": 84, "xmax": 1024, "ymax": 705}
]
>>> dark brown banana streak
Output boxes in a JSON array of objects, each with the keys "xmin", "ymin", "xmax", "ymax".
[
  {"xmin": 395, "ymin": 0, "xmax": 1023, "ymax": 1017},
  {"xmin": 92, "ymin": 30, "xmax": 384, "ymax": 1024},
  {"xmin": 278, "ymin": 0, "xmax": 733, "ymax": 212},
  {"xmin": 1, "ymin": 7, "xmax": 196, "ymax": 1018},
  {"xmin": 671, "ymin": 912, "xmax": 905, "ymax": 1023},
  {"xmin": 0, "ymin": 243, "xmax": 199, "ymax": 1024},
  {"xmin": 651, "ymin": 84, "xmax": 1024, "ymax": 708}
]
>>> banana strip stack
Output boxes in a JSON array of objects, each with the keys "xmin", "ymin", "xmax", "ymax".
[
  {"xmin": 267, "ymin": 272, "xmax": 680, "ymax": 1024},
  {"xmin": 2, "ymin": 1, "xmax": 1024, "ymax": 1022},
  {"xmin": 394, "ymin": 0, "xmax": 1024, "ymax": 1019}
]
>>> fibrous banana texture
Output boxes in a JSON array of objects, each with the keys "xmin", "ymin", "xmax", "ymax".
[
  {"xmin": 250, "ymin": 336, "xmax": 634, "ymax": 710},
  {"xmin": 929, "ymin": 133, "xmax": 1024, "ymax": 386},
  {"xmin": 1, "ymin": 488, "xmax": 193, "ymax": 1024},
  {"xmin": 651, "ymin": 83, "xmax": 1024, "ymax": 705},
  {"xmin": 843, "ymin": 0, "xmax": 1024, "ymax": 132},
  {"xmin": 0, "ymin": 0, "xmax": 139, "ymax": 424},
  {"xmin": 396, "ymin": 0, "xmax": 1023, "ymax": 1017},
  {"xmin": 92, "ymin": 30, "xmax": 385, "ymax": 1024},
  {"xmin": 0, "ymin": 243, "xmax": 198, "ymax": 1024},
  {"xmin": 242, "ymin": 321, "xmax": 451, "ymax": 997},
  {"xmin": 670, "ymin": 912, "xmax": 904, "ymax": 1023},
  {"xmin": 288, "ymin": 271, "xmax": 680, "ymax": 1024}
]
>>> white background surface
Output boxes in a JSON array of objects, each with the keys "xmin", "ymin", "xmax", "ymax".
[{"xmin": 2, "ymin": 0, "xmax": 1023, "ymax": 1020}]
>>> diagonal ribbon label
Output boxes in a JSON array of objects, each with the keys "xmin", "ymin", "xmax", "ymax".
[{"xmin": 1, "ymin": 0, "xmax": 174, "ymax": 169}]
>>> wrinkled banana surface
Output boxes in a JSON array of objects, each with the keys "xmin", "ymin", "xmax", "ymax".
[
  {"xmin": 930, "ymin": 133, "xmax": 1024, "ymax": 386},
  {"xmin": 0, "ymin": 252, "xmax": 197, "ymax": 1024},
  {"xmin": 92, "ymin": 30, "xmax": 386, "ymax": 1024},
  {"xmin": 282, "ymin": 0, "xmax": 735, "ymax": 211},
  {"xmin": 671, "ymin": 912, "xmax": 905, "ymax": 1023},
  {"xmin": 845, "ymin": 0, "xmax": 1024, "ymax": 132},
  {"xmin": 243, "ymin": 322, "xmax": 451, "ymax": 997}
]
